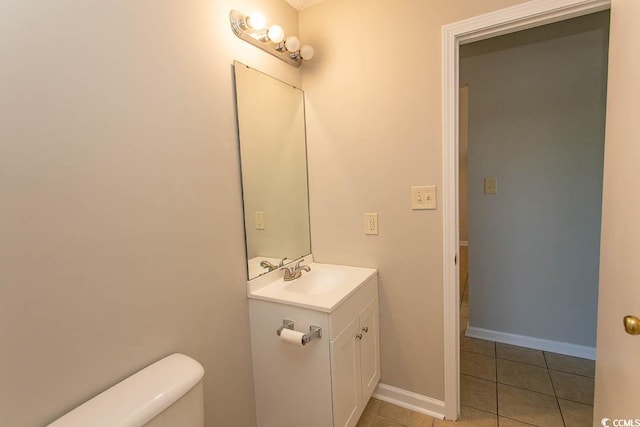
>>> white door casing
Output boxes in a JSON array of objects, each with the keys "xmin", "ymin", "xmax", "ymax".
[{"xmin": 441, "ymin": 0, "xmax": 611, "ymax": 420}]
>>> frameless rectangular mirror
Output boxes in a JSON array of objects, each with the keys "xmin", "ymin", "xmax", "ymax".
[{"xmin": 233, "ymin": 61, "xmax": 311, "ymax": 280}]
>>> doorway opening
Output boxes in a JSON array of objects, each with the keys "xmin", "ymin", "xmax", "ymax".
[
  {"xmin": 441, "ymin": 0, "xmax": 611, "ymax": 421},
  {"xmin": 457, "ymin": 11, "xmax": 608, "ymax": 423}
]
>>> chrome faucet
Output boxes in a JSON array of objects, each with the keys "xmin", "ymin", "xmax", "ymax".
[
  {"xmin": 260, "ymin": 260, "xmax": 278, "ymax": 272},
  {"xmin": 281, "ymin": 259, "xmax": 311, "ymax": 281},
  {"xmin": 260, "ymin": 257, "xmax": 289, "ymax": 272}
]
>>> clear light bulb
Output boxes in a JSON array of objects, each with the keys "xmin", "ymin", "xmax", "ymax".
[
  {"xmin": 246, "ymin": 12, "xmax": 266, "ymax": 30},
  {"xmin": 284, "ymin": 36, "xmax": 300, "ymax": 53},
  {"xmin": 299, "ymin": 44, "xmax": 314, "ymax": 60},
  {"xmin": 267, "ymin": 25, "xmax": 285, "ymax": 43}
]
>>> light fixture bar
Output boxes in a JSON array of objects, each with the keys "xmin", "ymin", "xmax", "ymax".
[{"xmin": 229, "ymin": 10, "xmax": 302, "ymax": 67}]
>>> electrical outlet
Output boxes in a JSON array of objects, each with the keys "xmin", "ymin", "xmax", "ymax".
[
  {"xmin": 411, "ymin": 185, "xmax": 437, "ymax": 210},
  {"xmin": 255, "ymin": 211, "xmax": 265, "ymax": 230},
  {"xmin": 364, "ymin": 213, "xmax": 378, "ymax": 235},
  {"xmin": 484, "ymin": 178, "xmax": 497, "ymax": 195}
]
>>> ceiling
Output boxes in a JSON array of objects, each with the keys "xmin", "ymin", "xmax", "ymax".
[{"xmin": 284, "ymin": 0, "xmax": 327, "ymax": 11}]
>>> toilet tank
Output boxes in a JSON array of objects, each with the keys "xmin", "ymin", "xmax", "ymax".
[{"xmin": 48, "ymin": 353, "xmax": 205, "ymax": 427}]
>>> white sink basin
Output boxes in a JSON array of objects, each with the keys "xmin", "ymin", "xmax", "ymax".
[
  {"xmin": 248, "ymin": 260, "xmax": 377, "ymax": 312},
  {"xmin": 283, "ymin": 269, "xmax": 348, "ymax": 295}
]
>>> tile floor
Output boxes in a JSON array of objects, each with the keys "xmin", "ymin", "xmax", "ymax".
[{"xmin": 356, "ymin": 246, "xmax": 596, "ymax": 427}]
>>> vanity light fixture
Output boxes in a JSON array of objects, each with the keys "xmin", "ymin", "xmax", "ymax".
[{"xmin": 229, "ymin": 10, "xmax": 314, "ymax": 67}]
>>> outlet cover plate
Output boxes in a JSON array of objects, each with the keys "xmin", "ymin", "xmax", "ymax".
[
  {"xmin": 411, "ymin": 185, "xmax": 437, "ymax": 210},
  {"xmin": 364, "ymin": 213, "xmax": 378, "ymax": 235},
  {"xmin": 255, "ymin": 211, "xmax": 265, "ymax": 230},
  {"xmin": 484, "ymin": 178, "xmax": 498, "ymax": 195}
]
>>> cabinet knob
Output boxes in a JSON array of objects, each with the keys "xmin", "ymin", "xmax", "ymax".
[
  {"xmin": 356, "ymin": 333, "xmax": 363, "ymax": 340},
  {"xmin": 362, "ymin": 326, "xmax": 369, "ymax": 333}
]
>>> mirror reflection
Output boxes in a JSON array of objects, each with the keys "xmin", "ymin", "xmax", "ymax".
[{"xmin": 233, "ymin": 61, "xmax": 311, "ymax": 280}]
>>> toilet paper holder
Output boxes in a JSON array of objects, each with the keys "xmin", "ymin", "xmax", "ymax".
[{"xmin": 276, "ymin": 319, "xmax": 322, "ymax": 345}]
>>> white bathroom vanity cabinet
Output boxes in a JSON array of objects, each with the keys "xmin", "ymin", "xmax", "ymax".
[{"xmin": 247, "ymin": 262, "xmax": 380, "ymax": 427}]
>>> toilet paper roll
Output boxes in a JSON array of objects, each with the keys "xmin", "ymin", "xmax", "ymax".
[{"xmin": 280, "ymin": 328, "xmax": 305, "ymax": 347}]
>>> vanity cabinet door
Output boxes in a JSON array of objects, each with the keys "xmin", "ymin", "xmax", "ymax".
[
  {"xmin": 359, "ymin": 299, "xmax": 380, "ymax": 400},
  {"xmin": 330, "ymin": 317, "xmax": 362, "ymax": 427}
]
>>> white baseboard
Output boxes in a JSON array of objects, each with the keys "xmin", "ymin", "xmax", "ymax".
[
  {"xmin": 466, "ymin": 326, "xmax": 596, "ymax": 360},
  {"xmin": 373, "ymin": 383, "xmax": 445, "ymax": 420},
  {"xmin": 459, "ymin": 241, "xmax": 469, "ymax": 247}
]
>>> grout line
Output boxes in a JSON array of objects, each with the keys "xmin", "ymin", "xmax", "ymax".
[
  {"xmin": 557, "ymin": 396, "xmax": 566, "ymax": 426},
  {"xmin": 460, "ymin": 371, "xmax": 497, "ymax": 383},
  {"xmin": 547, "ymin": 368, "xmax": 596, "ymax": 379},
  {"xmin": 460, "ymin": 401, "xmax": 498, "ymax": 416},
  {"xmin": 461, "ymin": 349, "xmax": 494, "ymax": 358},
  {"xmin": 461, "ymin": 347, "xmax": 496, "ymax": 358},
  {"xmin": 494, "ymin": 354, "xmax": 550, "ymax": 370},
  {"xmin": 556, "ymin": 396, "xmax": 595, "ymax": 407},
  {"xmin": 499, "ymin": 415, "xmax": 538, "ymax": 426},
  {"xmin": 493, "ymin": 351, "xmax": 546, "ymax": 367},
  {"xmin": 546, "ymin": 352, "xmax": 567, "ymax": 427},
  {"xmin": 495, "ymin": 379, "xmax": 555, "ymax": 397},
  {"xmin": 543, "ymin": 349, "xmax": 549, "ymax": 369}
]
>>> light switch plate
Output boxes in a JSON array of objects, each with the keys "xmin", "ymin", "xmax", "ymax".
[
  {"xmin": 255, "ymin": 211, "xmax": 265, "ymax": 230},
  {"xmin": 364, "ymin": 213, "xmax": 378, "ymax": 235},
  {"xmin": 411, "ymin": 185, "xmax": 437, "ymax": 210},
  {"xmin": 484, "ymin": 178, "xmax": 498, "ymax": 195}
]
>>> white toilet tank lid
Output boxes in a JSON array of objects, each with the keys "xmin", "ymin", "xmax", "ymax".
[{"xmin": 47, "ymin": 353, "xmax": 204, "ymax": 427}]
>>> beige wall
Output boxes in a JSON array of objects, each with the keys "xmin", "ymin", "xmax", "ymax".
[
  {"xmin": 299, "ymin": 0, "xmax": 528, "ymax": 400},
  {"xmin": 0, "ymin": 1, "xmax": 300, "ymax": 426}
]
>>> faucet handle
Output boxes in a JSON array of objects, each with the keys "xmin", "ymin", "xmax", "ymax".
[
  {"xmin": 295, "ymin": 258, "xmax": 305, "ymax": 269},
  {"xmin": 278, "ymin": 257, "xmax": 288, "ymax": 267}
]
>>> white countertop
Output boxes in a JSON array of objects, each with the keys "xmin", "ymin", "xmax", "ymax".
[{"xmin": 247, "ymin": 258, "xmax": 377, "ymax": 313}]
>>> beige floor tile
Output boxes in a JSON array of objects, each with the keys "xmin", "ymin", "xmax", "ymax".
[
  {"xmin": 404, "ymin": 411, "xmax": 436, "ymax": 427},
  {"xmin": 497, "ymin": 358, "xmax": 554, "ymax": 395},
  {"xmin": 496, "ymin": 343, "xmax": 546, "ymax": 367},
  {"xmin": 371, "ymin": 415, "xmax": 405, "ymax": 427},
  {"xmin": 498, "ymin": 417, "xmax": 536, "ymax": 426},
  {"xmin": 545, "ymin": 352, "xmax": 595, "ymax": 377},
  {"xmin": 550, "ymin": 370, "xmax": 595, "ymax": 405},
  {"xmin": 461, "ymin": 333, "xmax": 495, "ymax": 357},
  {"xmin": 461, "ymin": 351, "xmax": 496, "ymax": 381},
  {"xmin": 497, "ymin": 384, "xmax": 564, "ymax": 427},
  {"xmin": 377, "ymin": 401, "xmax": 414, "ymax": 424},
  {"xmin": 558, "ymin": 398, "xmax": 594, "ymax": 427},
  {"xmin": 357, "ymin": 410, "xmax": 376, "ymax": 427},
  {"xmin": 364, "ymin": 398, "xmax": 381, "ymax": 414},
  {"xmin": 434, "ymin": 405, "xmax": 496, "ymax": 427},
  {"xmin": 461, "ymin": 374, "xmax": 497, "ymax": 414}
]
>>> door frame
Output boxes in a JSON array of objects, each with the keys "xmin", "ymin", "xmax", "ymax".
[{"xmin": 441, "ymin": 0, "xmax": 611, "ymax": 420}]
